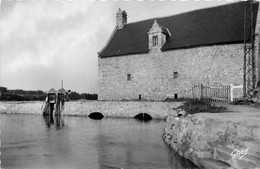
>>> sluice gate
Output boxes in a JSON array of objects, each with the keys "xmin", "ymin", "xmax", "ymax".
[{"xmin": 42, "ymin": 87, "xmax": 70, "ymax": 116}]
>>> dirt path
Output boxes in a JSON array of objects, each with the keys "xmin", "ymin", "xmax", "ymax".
[
  {"xmin": 226, "ymin": 104, "xmax": 259, "ymax": 113},
  {"xmin": 213, "ymin": 102, "xmax": 259, "ymax": 114}
]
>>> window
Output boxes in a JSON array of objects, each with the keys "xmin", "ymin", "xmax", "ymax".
[
  {"xmin": 174, "ymin": 94, "xmax": 178, "ymax": 99},
  {"xmin": 127, "ymin": 74, "xmax": 131, "ymax": 81},
  {"xmin": 173, "ymin": 72, "xmax": 179, "ymax": 79},
  {"xmin": 152, "ymin": 36, "xmax": 158, "ymax": 47}
]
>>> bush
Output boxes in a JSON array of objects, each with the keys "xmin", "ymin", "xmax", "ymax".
[
  {"xmin": 255, "ymin": 102, "xmax": 260, "ymax": 108},
  {"xmin": 178, "ymin": 98, "xmax": 227, "ymax": 114},
  {"xmin": 164, "ymin": 97, "xmax": 193, "ymax": 102},
  {"xmin": 0, "ymin": 94, "xmax": 45, "ymax": 101},
  {"xmin": 231, "ymin": 99, "xmax": 254, "ymax": 105}
]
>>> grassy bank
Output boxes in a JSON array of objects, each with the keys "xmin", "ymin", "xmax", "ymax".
[{"xmin": 178, "ymin": 98, "xmax": 227, "ymax": 114}]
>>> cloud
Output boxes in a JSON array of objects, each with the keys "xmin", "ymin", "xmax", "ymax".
[
  {"xmin": 0, "ymin": 0, "xmax": 234, "ymax": 93},
  {"xmin": 0, "ymin": 1, "xmax": 96, "ymax": 41},
  {"xmin": 0, "ymin": 0, "xmax": 115, "ymax": 92}
]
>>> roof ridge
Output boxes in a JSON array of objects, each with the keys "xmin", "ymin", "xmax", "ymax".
[
  {"xmin": 99, "ymin": 1, "xmax": 259, "ymax": 58},
  {"xmin": 124, "ymin": 1, "xmax": 244, "ymax": 26}
]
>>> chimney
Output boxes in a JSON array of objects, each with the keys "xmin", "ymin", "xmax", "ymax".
[{"xmin": 116, "ymin": 8, "xmax": 127, "ymax": 29}]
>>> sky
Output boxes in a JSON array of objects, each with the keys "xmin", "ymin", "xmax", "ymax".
[{"xmin": 0, "ymin": 0, "xmax": 238, "ymax": 93}]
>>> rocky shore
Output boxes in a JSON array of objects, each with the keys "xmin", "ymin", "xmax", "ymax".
[{"xmin": 163, "ymin": 108, "xmax": 260, "ymax": 169}]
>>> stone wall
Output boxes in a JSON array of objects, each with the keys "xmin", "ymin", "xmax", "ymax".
[
  {"xmin": 163, "ymin": 109, "xmax": 260, "ymax": 169},
  {"xmin": 0, "ymin": 101, "xmax": 181, "ymax": 119},
  {"xmin": 98, "ymin": 44, "xmax": 245, "ymax": 101}
]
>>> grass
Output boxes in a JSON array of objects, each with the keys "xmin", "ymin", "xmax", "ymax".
[
  {"xmin": 231, "ymin": 98, "xmax": 260, "ymax": 109},
  {"xmin": 231, "ymin": 99, "xmax": 254, "ymax": 105},
  {"xmin": 255, "ymin": 102, "xmax": 260, "ymax": 108},
  {"xmin": 163, "ymin": 97, "xmax": 193, "ymax": 102},
  {"xmin": 177, "ymin": 98, "xmax": 227, "ymax": 115}
]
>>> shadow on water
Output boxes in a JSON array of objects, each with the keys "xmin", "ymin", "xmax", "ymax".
[
  {"xmin": 2, "ymin": 114, "xmax": 200, "ymax": 169},
  {"xmin": 43, "ymin": 115, "xmax": 65, "ymax": 129},
  {"xmin": 165, "ymin": 143, "xmax": 199, "ymax": 169}
]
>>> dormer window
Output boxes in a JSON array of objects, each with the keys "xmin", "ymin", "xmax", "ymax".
[
  {"xmin": 152, "ymin": 36, "xmax": 158, "ymax": 47},
  {"xmin": 148, "ymin": 20, "xmax": 170, "ymax": 51}
]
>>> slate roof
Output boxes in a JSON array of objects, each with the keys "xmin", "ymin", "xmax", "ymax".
[
  {"xmin": 58, "ymin": 88, "xmax": 67, "ymax": 94},
  {"xmin": 47, "ymin": 88, "xmax": 56, "ymax": 94},
  {"xmin": 99, "ymin": 1, "xmax": 259, "ymax": 58}
]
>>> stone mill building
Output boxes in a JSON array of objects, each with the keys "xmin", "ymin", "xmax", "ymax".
[{"xmin": 98, "ymin": 1, "xmax": 260, "ymax": 101}]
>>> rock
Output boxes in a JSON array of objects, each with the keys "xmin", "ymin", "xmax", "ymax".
[
  {"xmin": 198, "ymin": 141, "xmax": 212, "ymax": 151},
  {"xmin": 251, "ymin": 127, "xmax": 260, "ymax": 141},
  {"xmin": 163, "ymin": 112, "xmax": 260, "ymax": 169},
  {"xmin": 242, "ymin": 141, "xmax": 260, "ymax": 157},
  {"xmin": 197, "ymin": 151, "xmax": 212, "ymax": 159},
  {"xmin": 200, "ymin": 159, "xmax": 234, "ymax": 169},
  {"xmin": 213, "ymin": 147, "xmax": 233, "ymax": 163},
  {"xmin": 177, "ymin": 110, "xmax": 187, "ymax": 117}
]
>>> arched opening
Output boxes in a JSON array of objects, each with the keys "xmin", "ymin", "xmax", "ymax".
[
  {"xmin": 88, "ymin": 112, "xmax": 104, "ymax": 120},
  {"xmin": 133, "ymin": 113, "xmax": 152, "ymax": 121}
]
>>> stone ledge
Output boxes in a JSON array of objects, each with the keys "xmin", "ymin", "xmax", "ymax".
[
  {"xmin": 0, "ymin": 101, "xmax": 182, "ymax": 119},
  {"xmin": 162, "ymin": 109, "xmax": 260, "ymax": 169}
]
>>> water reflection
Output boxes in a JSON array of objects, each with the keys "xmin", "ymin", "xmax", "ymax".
[
  {"xmin": 1, "ymin": 114, "xmax": 198, "ymax": 169},
  {"xmin": 94, "ymin": 118, "xmax": 198, "ymax": 169},
  {"xmin": 134, "ymin": 118, "xmax": 164, "ymax": 124},
  {"xmin": 43, "ymin": 115, "xmax": 65, "ymax": 129},
  {"xmin": 54, "ymin": 115, "xmax": 65, "ymax": 128},
  {"xmin": 166, "ymin": 144, "xmax": 199, "ymax": 169}
]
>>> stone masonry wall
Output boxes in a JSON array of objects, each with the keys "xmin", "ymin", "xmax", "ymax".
[
  {"xmin": 98, "ymin": 44, "xmax": 244, "ymax": 100},
  {"xmin": 0, "ymin": 101, "xmax": 182, "ymax": 119}
]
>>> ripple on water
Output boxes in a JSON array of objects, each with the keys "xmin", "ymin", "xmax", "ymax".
[{"xmin": 1, "ymin": 114, "xmax": 198, "ymax": 169}]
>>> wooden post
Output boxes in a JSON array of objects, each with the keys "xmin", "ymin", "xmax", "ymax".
[
  {"xmin": 48, "ymin": 96, "xmax": 51, "ymax": 116},
  {"xmin": 56, "ymin": 94, "xmax": 60, "ymax": 116},
  {"xmin": 192, "ymin": 86, "xmax": 194, "ymax": 98},
  {"xmin": 59, "ymin": 101, "xmax": 61, "ymax": 114},
  {"xmin": 227, "ymin": 85, "xmax": 230, "ymax": 101},
  {"xmin": 230, "ymin": 83, "xmax": 234, "ymax": 102},
  {"xmin": 257, "ymin": 87, "xmax": 260, "ymax": 102},
  {"xmin": 199, "ymin": 83, "xmax": 203, "ymax": 99},
  {"xmin": 55, "ymin": 93, "xmax": 58, "ymax": 115}
]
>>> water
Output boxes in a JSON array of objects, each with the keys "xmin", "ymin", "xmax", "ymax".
[{"xmin": 1, "ymin": 114, "xmax": 198, "ymax": 169}]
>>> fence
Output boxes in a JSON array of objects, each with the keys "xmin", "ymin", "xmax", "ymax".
[
  {"xmin": 192, "ymin": 83, "xmax": 243, "ymax": 102},
  {"xmin": 230, "ymin": 84, "xmax": 243, "ymax": 101}
]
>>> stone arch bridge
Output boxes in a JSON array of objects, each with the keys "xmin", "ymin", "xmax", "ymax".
[{"xmin": 0, "ymin": 101, "xmax": 182, "ymax": 119}]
